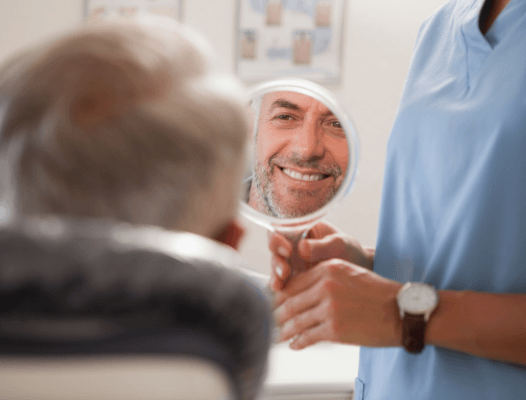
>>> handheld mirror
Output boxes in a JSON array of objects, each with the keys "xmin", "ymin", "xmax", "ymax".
[{"xmin": 240, "ymin": 78, "xmax": 359, "ymax": 277}]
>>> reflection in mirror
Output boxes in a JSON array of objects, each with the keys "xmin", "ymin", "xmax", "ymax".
[
  {"xmin": 245, "ymin": 91, "xmax": 349, "ymax": 219},
  {"xmin": 240, "ymin": 78, "xmax": 358, "ymax": 278}
]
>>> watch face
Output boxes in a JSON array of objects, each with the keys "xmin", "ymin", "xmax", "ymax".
[{"xmin": 397, "ymin": 283, "xmax": 438, "ymax": 314}]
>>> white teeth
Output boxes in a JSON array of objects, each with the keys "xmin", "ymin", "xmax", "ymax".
[{"xmin": 282, "ymin": 168, "xmax": 324, "ymax": 182}]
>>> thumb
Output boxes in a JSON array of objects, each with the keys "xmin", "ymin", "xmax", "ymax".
[{"xmin": 298, "ymin": 234, "xmax": 347, "ymax": 263}]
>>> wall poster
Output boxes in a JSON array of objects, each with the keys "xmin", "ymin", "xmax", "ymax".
[
  {"xmin": 84, "ymin": 0, "xmax": 184, "ymax": 21},
  {"xmin": 236, "ymin": 0, "xmax": 345, "ymax": 84}
]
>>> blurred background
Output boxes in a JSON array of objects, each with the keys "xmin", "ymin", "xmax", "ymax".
[{"xmin": 0, "ymin": 0, "xmax": 447, "ymax": 275}]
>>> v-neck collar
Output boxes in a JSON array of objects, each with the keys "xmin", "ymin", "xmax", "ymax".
[
  {"xmin": 484, "ymin": 0, "xmax": 526, "ymax": 47},
  {"xmin": 461, "ymin": 0, "xmax": 493, "ymax": 86},
  {"xmin": 460, "ymin": 0, "xmax": 524, "ymax": 87}
]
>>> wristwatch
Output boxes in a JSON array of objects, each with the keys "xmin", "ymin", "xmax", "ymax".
[{"xmin": 396, "ymin": 282, "xmax": 439, "ymax": 353}]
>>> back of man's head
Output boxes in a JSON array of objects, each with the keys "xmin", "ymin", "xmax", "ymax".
[{"xmin": 0, "ymin": 15, "xmax": 249, "ymax": 238}]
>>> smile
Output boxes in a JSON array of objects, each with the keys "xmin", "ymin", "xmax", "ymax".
[{"xmin": 281, "ymin": 168, "xmax": 328, "ymax": 182}]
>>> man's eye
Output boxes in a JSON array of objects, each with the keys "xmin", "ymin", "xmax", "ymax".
[
  {"xmin": 324, "ymin": 119, "xmax": 342, "ymax": 130},
  {"xmin": 275, "ymin": 114, "xmax": 294, "ymax": 121},
  {"xmin": 323, "ymin": 119, "xmax": 345, "ymax": 138}
]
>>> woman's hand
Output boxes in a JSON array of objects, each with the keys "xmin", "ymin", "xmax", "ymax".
[
  {"xmin": 273, "ymin": 258, "xmax": 402, "ymax": 349},
  {"xmin": 268, "ymin": 221, "xmax": 375, "ymax": 291}
]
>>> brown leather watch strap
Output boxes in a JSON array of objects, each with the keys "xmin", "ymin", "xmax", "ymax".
[{"xmin": 402, "ymin": 312, "xmax": 426, "ymax": 353}]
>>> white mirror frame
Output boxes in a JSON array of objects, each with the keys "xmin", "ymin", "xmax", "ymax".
[{"xmin": 240, "ymin": 78, "xmax": 360, "ymax": 233}]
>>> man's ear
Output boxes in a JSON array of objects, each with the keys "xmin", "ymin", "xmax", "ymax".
[{"xmin": 214, "ymin": 219, "xmax": 245, "ymax": 250}]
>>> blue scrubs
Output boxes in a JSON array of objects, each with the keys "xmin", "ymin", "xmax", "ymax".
[{"xmin": 355, "ymin": 0, "xmax": 526, "ymax": 398}]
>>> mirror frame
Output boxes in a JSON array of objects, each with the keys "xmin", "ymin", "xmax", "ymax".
[{"xmin": 240, "ymin": 78, "xmax": 360, "ymax": 232}]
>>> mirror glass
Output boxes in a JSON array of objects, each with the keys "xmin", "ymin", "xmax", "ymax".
[{"xmin": 240, "ymin": 78, "xmax": 359, "ymax": 233}]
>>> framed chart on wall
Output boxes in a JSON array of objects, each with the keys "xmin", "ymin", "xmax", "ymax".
[
  {"xmin": 236, "ymin": 0, "xmax": 346, "ymax": 84},
  {"xmin": 84, "ymin": 0, "xmax": 184, "ymax": 21}
]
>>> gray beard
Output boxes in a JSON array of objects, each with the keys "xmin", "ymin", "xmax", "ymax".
[{"xmin": 252, "ymin": 162, "xmax": 341, "ymax": 219}]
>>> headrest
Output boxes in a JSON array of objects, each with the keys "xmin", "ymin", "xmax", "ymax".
[{"xmin": 0, "ymin": 217, "xmax": 273, "ymax": 400}]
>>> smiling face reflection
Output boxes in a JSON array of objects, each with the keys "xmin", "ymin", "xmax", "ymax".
[{"xmin": 248, "ymin": 91, "xmax": 349, "ymax": 218}]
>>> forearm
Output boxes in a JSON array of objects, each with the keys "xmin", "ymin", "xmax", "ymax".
[{"xmin": 426, "ymin": 290, "xmax": 526, "ymax": 365}]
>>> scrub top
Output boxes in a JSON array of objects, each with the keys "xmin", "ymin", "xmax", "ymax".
[{"xmin": 355, "ymin": 0, "xmax": 526, "ymax": 399}]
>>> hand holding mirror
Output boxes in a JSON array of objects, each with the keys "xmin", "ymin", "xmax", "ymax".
[{"xmin": 240, "ymin": 78, "xmax": 359, "ymax": 278}]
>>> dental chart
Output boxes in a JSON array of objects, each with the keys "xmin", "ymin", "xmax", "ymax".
[{"xmin": 236, "ymin": 0, "xmax": 345, "ymax": 83}]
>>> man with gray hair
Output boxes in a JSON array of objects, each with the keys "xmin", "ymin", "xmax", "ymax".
[
  {"xmin": 0, "ymin": 15, "xmax": 272, "ymax": 400},
  {"xmin": 0, "ymin": 14, "xmax": 248, "ymax": 241},
  {"xmin": 247, "ymin": 90, "xmax": 348, "ymax": 218}
]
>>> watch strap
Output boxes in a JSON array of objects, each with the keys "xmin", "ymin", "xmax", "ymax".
[{"xmin": 402, "ymin": 312, "xmax": 426, "ymax": 353}]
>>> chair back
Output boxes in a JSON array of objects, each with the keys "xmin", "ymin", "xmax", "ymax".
[{"xmin": 0, "ymin": 218, "xmax": 273, "ymax": 400}]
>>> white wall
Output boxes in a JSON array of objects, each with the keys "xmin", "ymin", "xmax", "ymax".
[
  {"xmin": 0, "ymin": 0, "xmax": 447, "ymax": 275},
  {"xmin": 0, "ymin": 0, "xmax": 83, "ymax": 60}
]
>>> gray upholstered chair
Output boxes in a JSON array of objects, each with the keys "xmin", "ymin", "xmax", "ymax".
[{"xmin": 0, "ymin": 218, "xmax": 273, "ymax": 400}]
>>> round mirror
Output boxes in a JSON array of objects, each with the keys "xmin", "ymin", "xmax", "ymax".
[{"xmin": 240, "ymin": 78, "xmax": 359, "ymax": 234}]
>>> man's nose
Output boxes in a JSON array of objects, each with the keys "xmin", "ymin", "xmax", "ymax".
[{"xmin": 292, "ymin": 120, "xmax": 325, "ymax": 159}]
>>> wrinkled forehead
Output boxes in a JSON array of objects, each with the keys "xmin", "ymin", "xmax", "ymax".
[{"xmin": 260, "ymin": 91, "xmax": 332, "ymax": 116}]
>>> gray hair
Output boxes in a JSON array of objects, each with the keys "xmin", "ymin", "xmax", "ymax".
[{"xmin": 0, "ymin": 15, "xmax": 249, "ymax": 237}]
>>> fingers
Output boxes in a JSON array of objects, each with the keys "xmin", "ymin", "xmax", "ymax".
[
  {"xmin": 298, "ymin": 229, "xmax": 373, "ymax": 270},
  {"xmin": 273, "ymin": 260, "xmax": 350, "ymax": 348},
  {"xmin": 298, "ymin": 233, "xmax": 346, "ymax": 263},
  {"xmin": 273, "ymin": 258, "xmax": 400, "ymax": 350},
  {"xmin": 278, "ymin": 304, "xmax": 324, "ymax": 343},
  {"xmin": 267, "ymin": 222, "xmax": 364, "ymax": 293},
  {"xmin": 307, "ymin": 221, "xmax": 340, "ymax": 239},
  {"xmin": 273, "ymin": 264, "xmax": 325, "ymax": 306},
  {"xmin": 268, "ymin": 230, "xmax": 293, "ymax": 258},
  {"xmin": 274, "ymin": 278, "xmax": 323, "ymax": 325},
  {"xmin": 270, "ymin": 256, "xmax": 289, "ymax": 291},
  {"xmin": 268, "ymin": 231, "xmax": 293, "ymax": 291},
  {"xmin": 296, "ymin": 222, "xmax": 344, "ymax": 263},
  {"xmin": 276, "ymin": 297, "xmax": 339, "ymax": 349},
  {"xmin": 289, "ymin": 323, "xmax": 334, "ymax": 350}
]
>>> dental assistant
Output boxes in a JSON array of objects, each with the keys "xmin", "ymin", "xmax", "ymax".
[{"xmin": 269, "ymin": 0, "xmax": 526, "ymax": 399}]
